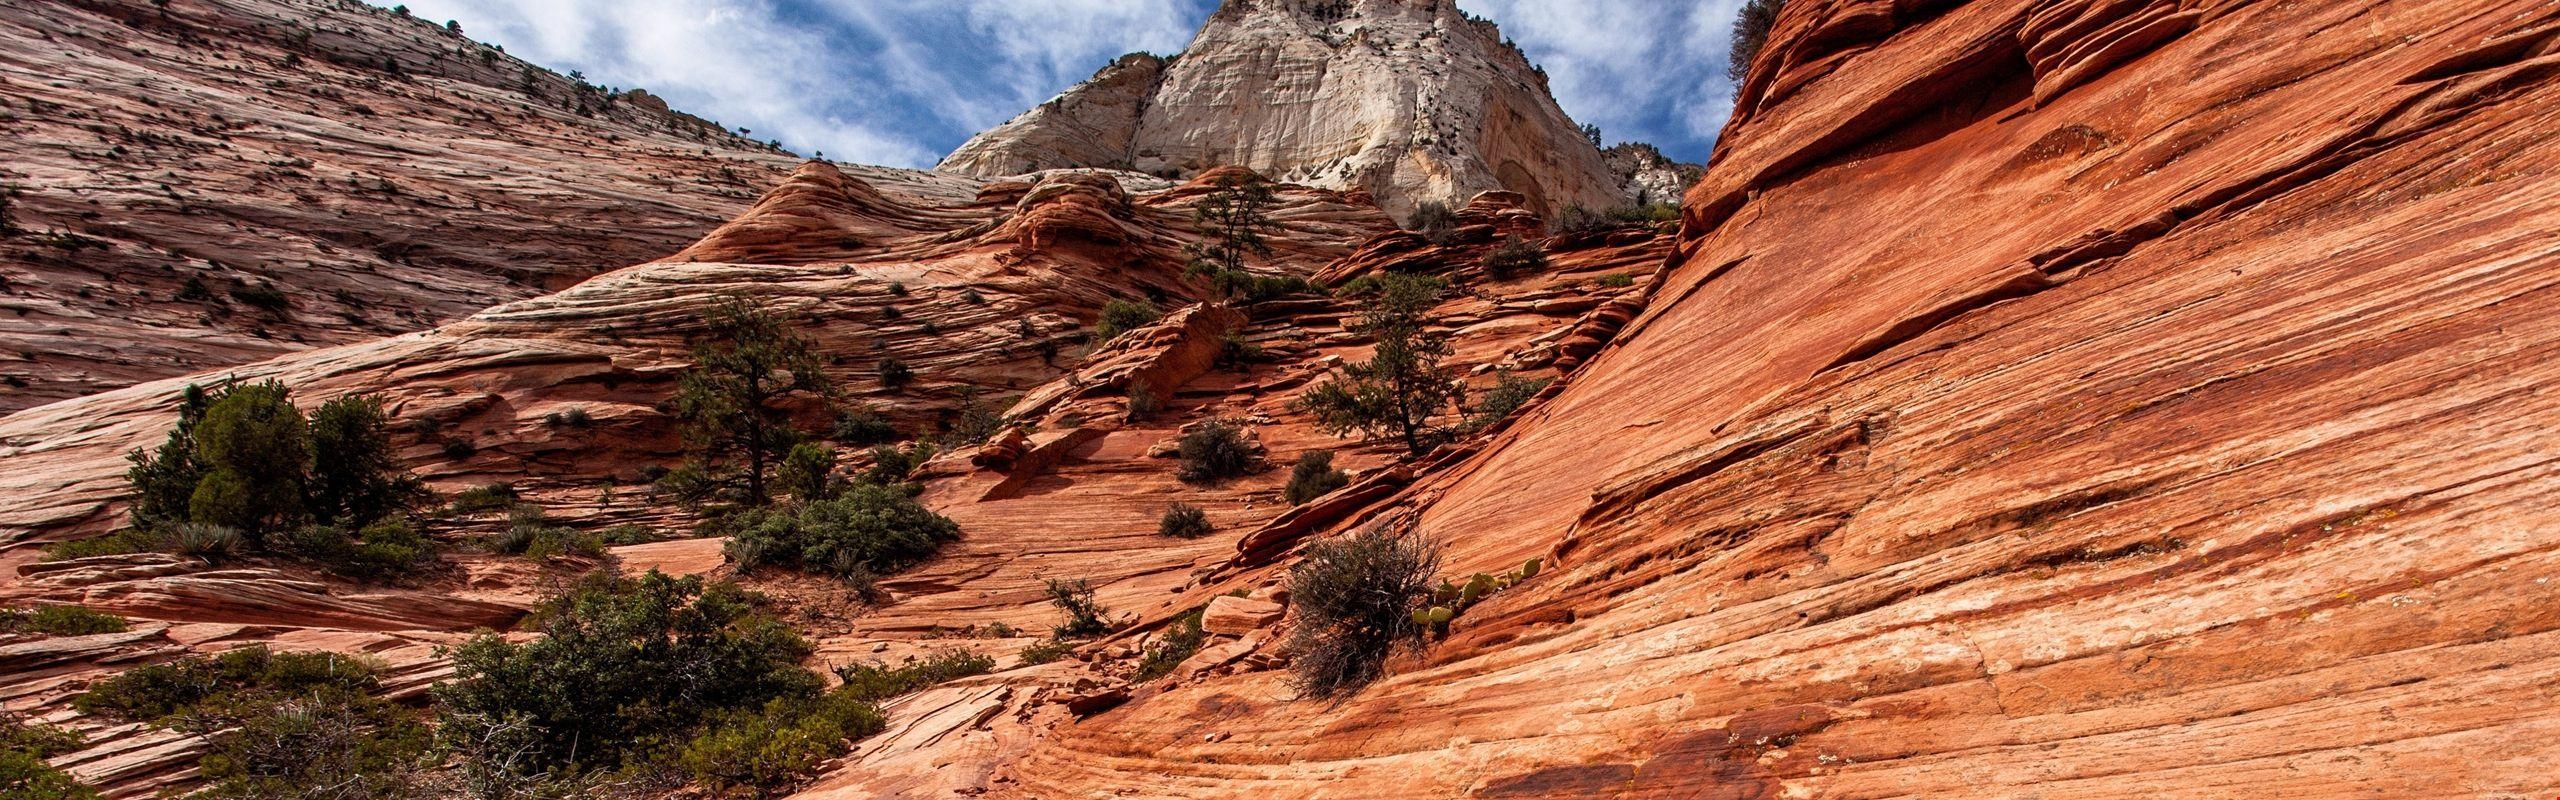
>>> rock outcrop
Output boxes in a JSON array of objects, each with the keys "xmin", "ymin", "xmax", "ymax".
[
  {"xmin": 939, "ymin": 0, "xmax": 1627, "ymax": 219},
  {"xmin": 0, "ymin": 0, "xmax": 807, "ymax": 411},
  {"xmin": 981, "ymin": 0, "xmax": 2560, "ymax": 797}
]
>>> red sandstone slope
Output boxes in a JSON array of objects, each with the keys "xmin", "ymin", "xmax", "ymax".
[
  {"xmin": 971, "ymin": 0, "xmax": 2560, "ymax": 797},
  {"xmin": 0, "ymin": 0, "xmax": 801, "ymax": 411}
]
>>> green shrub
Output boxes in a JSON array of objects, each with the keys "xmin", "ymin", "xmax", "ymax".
[
  {"xmin": 1132, "ymin": 608, "xmax": 1206, "ymax": 681},
  {"xmin": 543, "ymin": 406, "xmax": 593, "ymax": 428},
  {"xmin": 1093, "ymin": 299, "xmax": 1159, "ymax": 344},
  {"xmin": 1, "ymin": 710, "xmax": 98, "ymax": 800},
  {"xmin": 435, "ymin": 571, "xmax": 819, "ymax": 783},
  {"xmin": 280, "ymin": 519, "xmax": 435, "ymax": 580},
  {"xmin": 1157, "ymin": 503, "xmax": 1212, "ymax": 539},
  {"xmin": 679, "ymin": 690, "xmax": 884, "ymax": 797},
  {"xmin": 446, "ymin": 482, "xmax": 518, "ymax": 514},
  {"xmin": 1175, "ymin": 419, "xmax": 1256, "ymax": 484},
  {"xmin": 0, "ymin": 604, "xmax": 127, "ymax": 636},
  {"xmin": 1286, "ymin": 525, "xmax": 1439, "ymax": 698},
  {"xmin": 862, "ymin": 442, "xmax": 935, "ymax": 486},
  {"xmin": 192, "ymin": 691, "xmax": 431, "ymax": 800},
  {"xmin": 1216, "ymin": 333, "xmax": 1264, "ymax": 369},
  {"xmin": 1481, "ymin": 237, "xmax": 1547, "ymax": 279},
  {"xmin": 720, "ymin": 484, "xmax": 960, "ymax": 579},
  {"xmin": 1044, "ymin": 578, "xmax": 1110, "ymax": 638},
  {"xmin": 877, "ymin": 357, "xmax": 913, "ymax": 389},
  {"xmin": 831, "ymin": 407, "xmax": 898, "ymax": 446},
  {"xmin": 307, "ymin": 394, "xmax": 426, "ymax": 526},
  {"xmin": 777, "ymin": 442, "xmax": 846, "ymax": 503},
  {"xmin": 830, "ymin": 650, "xmax": 996, "ymax": 701},
  {"xmin": 75, "ymin": 645, "xmax": 377, "ymax": 721},
  {"xmin": 1405, "ymin": 201, "xmax": 1459, "ymax": 245},
  {"xmin": 168, "ymin": 522, "xmax": 245, "ymax": 561},
  {"xmin": 40, "ymin": 529, "xmax": 157, "ymax": 561},
  {"xmin": 1467, "ymin": 371, "xmax": 1551, "ymax": 431},
  {"xmin": 1283, "ymin": 451, "xmax": 1351, "ymax": 505},
  {"xmin": 1124, "ymin": 386, "xmax": 1162, "ymax": 422},
  {"xmin": 1017, "ymin": 639, "xmax": 1075, "ymax": 665},
  {"xmin": 492, "ymin": 506, "xmax": 602, "ymax": 561},
  {"xmin": 1597, "ymin": 272, "xmax": 1636, "ymax": 288}
]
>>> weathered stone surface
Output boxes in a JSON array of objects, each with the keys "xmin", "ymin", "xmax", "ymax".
[
  {"xmin": 940, "ymin": 0, "xmax": 1628, "ymax": 218},
  {"xmin": 1198, "ymin": 595, "xmax": 1283, "ymax": 636},
  {"xmin": 0, "ymin": 0, "xmax": 812, "ymax": 411}
]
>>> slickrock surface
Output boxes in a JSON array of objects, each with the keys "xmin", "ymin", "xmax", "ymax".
[
  {"xmin": 939, "ymin": 0, "xmax": 1628, "ymax": 219},
  {"xmin": 979, "ymin": 0, "xmax": 2560, "ymax": 797},
  {"xmin": 0, "ymin": 0, "xmax": 803, "ymax": 411}
]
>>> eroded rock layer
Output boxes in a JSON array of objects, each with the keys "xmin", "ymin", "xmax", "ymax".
[
  {"xmin": 0, "ymin": 0, "xmax": 807, "ymax": 411},
  {"xmin": 981, "ymin": 0, "xmax": 2560, "ymax": 797},
  {"xmin": 939, "ymin": 0, "xmax": 1627, "ymax": 219}
]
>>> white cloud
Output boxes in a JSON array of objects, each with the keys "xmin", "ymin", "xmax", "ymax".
[{"xmin": 1462, "ymin": 0, "xmax": 1747, "ymax": 159}]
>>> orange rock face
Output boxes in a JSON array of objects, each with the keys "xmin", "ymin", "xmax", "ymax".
[{"xmin": 987, "ymin": 0, "xmax": 2560, "ymax": 797}]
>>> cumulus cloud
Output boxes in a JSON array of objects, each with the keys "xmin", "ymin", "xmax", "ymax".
[{"xmin": 378, "ymin": 0, "xmax": 1744, "ymax": 168}]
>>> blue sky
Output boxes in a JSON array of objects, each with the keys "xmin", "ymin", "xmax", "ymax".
[{"xmin": 382, "ymin": 0, "xmax": 1750, "ymax": 169}]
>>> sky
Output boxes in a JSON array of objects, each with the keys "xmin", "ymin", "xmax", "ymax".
[{"xmin": 379, "ymin": 0, "xmax": 1752, "ymax": 169}]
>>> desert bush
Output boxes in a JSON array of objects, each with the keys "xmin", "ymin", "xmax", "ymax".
[
  {"xmin": 1467, "ymin": 371, "xmax": 1551, "ymax": 431},
  {"xmin": 1044, "ymin": 578, "xmax": 1110, "ymax": 638},
  {"xmin": 1216, "ymin": 333, "xmax": 1264, "ymax": 369},
  {"xmin": 678, "ymin": 690, "xmax": 884, "ymax": 798},
  {"xmin": 492, "ymin": 505, "xmax": 603, "ymax": 561},
  {"xmin": 1016, "ymin": 638, "xmax": 1076, "ymax": 665},
  {"xmin": 877, "ymin": 357, "xmax": 914, "ymax": 389},
  {"xmin": 2, "ymin": 710, "xmax": 100, "ymax": 800},
  {"xmin": 1157, "ymin": 502, "xmax": 1212, "ymax": 539},
  {"xmin": 1404, "ymin": 201, "xmax": 1459, "ymax": 245},
  {"xmin": 1175, "ymin": 419, "xmax": 1256, "ymax": 484},
  {"xmin": 543, "ymin": 406, "xmax": 593, "ymax": 428},
  {"xmin": 831, "ymin": 407, "xmax": 899, "ymax": 445},
  {"xmin": 191, "ymin": 691, "xmax": 431, "ymax": 800},
  {"xmin": 1132, "ymin": 608, "xmax": 1206, "ymax": 681},
  {"xmin": 76, "ymin": 645, "xmax": 376, "ymax": 721},
  {"xmin": 1124, "ymin": 386, "xmax": 1162, "ymax": 422},
  {"xmin": 446, "ymin": 482, "xmax": 518, "ymax": 514},
  {"xmin": 720, "ymin": 484, "xmax": 960, "ymax": 579},
  {"xmin": 1283, "ymin": 451, "xmax": 1351, "ymax": 505},
  {"xmin": 830, "ymin": 650, "xmax": 996, "ymax": 701},
  {"xmin": 776, "ymin": 442, "xmax": 846, "ymax": 503},
  {"xmin": 0, "ymin": 604, "xmax": 127, "ymax": 637},
  {"xmin": 1481, "ymin": 237, "xmax": 1547, "ymax": 279},
  {"xmin": 1597, "ymin": 272, "xmax": 1636, "ymax": 288},
  {"xmin": 1094, "ymin": 299, "xmax": 1160, "ymax": 344},
  {"xmin": 435, "ymin": 571, "xmax": 820, "ymax": 783},
  {"xmin": 1286, "ymin": 525, "xmax": 1440, "ymax": 698},
  {"xmin": 279, "ymin": 518, "xmax": 433, "ymax": 580},
  {"xmin": 862, "ymin": 441, "xmax": 936, "ymax": 485}
]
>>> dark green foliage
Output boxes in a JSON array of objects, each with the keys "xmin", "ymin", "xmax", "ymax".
[
  {"xmin": 439, "ymin": 438, "xmax": 477, "ymax": 461},
  {"xmin": 0, "ymin": 604, "xmax": 128, "ymax": 636},
  {"xmin": 721, "ymin": 484, "xmax": 960, "ymax": 579},
  {"xmin": 1016, "ymin": 638, "xmax": 1075, "ymax": 665},
  {"xmin": 678, "ymin": 690, "xmax": 884, "ymax": 798},
  {"xmin": 1298, "ymin": 274, "xmax": 1464, "ymax": 457},
  {"xmin": 673, "ymin": 296, "xmax": 836, "ymax": 508},
  {"xmin": 862, "ymin": 441, "xmax": 935, "ymax": 485},
  {"xmin": 1176, "ymin": 419, "xmax": 1257, "ymax": 484},
  {"xmin": 167, "ymin": 522, "xmax": 245, "ymax": 560},
  {"xmin": 1554, "ymin": 203, "xmax": 1679, "ymax": 236},
  {"xmin": 1044, "ymin": 578, "xmax": 1110, "ymax": 638},
  {"xmin": 829, "ymin": 650, "xmax": 996, "ymax": 702},
  {"xmin": 1157, "ymin": 502, "xmax": 1212, "ymax": 539},
  {"xmin": 282, "ymin": 518, "xmax": 436, "ymax": 581},
  {"xmin": 189, "ymin": 381, "xmax": 308, "ymax": 541},
  {"xmin": 1, "ymin": 710, "xmax": 98, "ymax": 800},
  {"xmin": 1405, "ymin": 201, "xmax": 1459, "ymax": 245},
  {"xmin": 1184, "ymin": 172, "xmax": 1282, "ymax": 301},
  {"xmin": 40, "ymin": 529, "xmax": 158, "ymax": 561},
  {"xmin": 192, "ymin": 692, "xmax": 430, "ymax": 800},
  {"xmin": 1123, "ymin": 386, "xmax": 1162, "ymax": 422},
  {"xmin": 831, "ymin": 406, "xmax": 898, "ymax": 445},
  {"xmin": 1597, "ymin": 272, "xmax": 1637, "ymax": 288},
  {"xmin": 1284, "ymin": 450, "xmax": 1351, "ymax": 505},
  {"xmin": 307, "ymin": 394, "xmax": 425, "ymax": 526},
  {"xmin": 1093, "ymin": 299, "xmax": 1160, "ymax": 344},
  {"xmin": 876, "ymin": 357, "xmax": 914, "ymax": 390},
  {"xmin": 434, "ymin": 572, "xmax": 820, "ymax": 783},
  {"xmin": 1132, "ymin": 608, "xmax": 1206, "ymax": 681},
  {"xmin": 776, "ymin": 442, "xmax": 846, "ymax": 503},
  {"xmin": 1216, "ymin": 333, "xmax": 1264, "ymax": 369},
  {"xmin": 1468, "ymin": 371, "xmax": 1551, "ymax": 431},
  {"xmin": 543, "ymin": 406, "xmax": 593, "ymax": 428},
  {"xmin": 1730, "ymin": 0, "xmax": 1788, "ymax": 83},
  {"xmin": 1286, "ymin": 525, "xmax": 1439, "ymax": 698},
  {"xmin": 939, "ymin": 390, "xmax": 1008, "ymax": 447},
  {"xmin": 446, "ymin": 482, "xmax": 518, "ymax": 514},
  {"xmin": 124, "ymin": 383, "xmax": 217, "ymax": 529},
  {"xmin": 75, "ymin": 645, "xmax": 376, "ymax": 721},
  {"xmin": 490, "ymin": 505, "xmax": 602, "ymax": 561},
  {"xmin": 1481, "ymin": 237, "xmax": 1547, "ymax": 279}
]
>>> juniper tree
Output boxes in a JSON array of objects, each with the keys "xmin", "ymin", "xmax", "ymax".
[
  {"xmin": 186, "ymin": 380, "xmax": 310, "ymax": 545},
  {"xmin": 1297, "ymin": 274, "xmax": 1464, "ymax": 457},
  {"xmin": 1728, "ymin": 0, "xmax": 1788, "ymax": 83},
  {"xmin": 672, "ymin": 296, "xmax": 836, "ymax": 507},
  {"xmin": 306, "ymin": 394, "xmax": 425, "ymax": 525}
]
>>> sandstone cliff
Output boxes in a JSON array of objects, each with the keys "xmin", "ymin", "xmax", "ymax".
[
  {"xmin": 939, "ymin": 0, "xmax": 1628, "ymax": 220},
  {"xmin": 0, "ymin": 0, "xmax": 803, "ymax": 412}
]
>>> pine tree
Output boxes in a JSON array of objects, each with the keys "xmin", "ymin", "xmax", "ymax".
[
  {"xmin": 307, "ymin": 394, "xmax": 425, "ymax": 525},
  {"xmin": 1184, "ymin": 172, "xmax": 1281, "ymax": 300},
  {"xmin": 1297, "ymin": 275, "xmax": 1464, "ymax": 457},
  {"xmin": 125, "ymin": 383, "xmax": 221, "ymax": 529},
  {"xmin": 187, "ymin": 380, "xmax": 310, "ymax": 544},
  {"xmin": 671, "ymin": 296, "xmax": 836, "ymax": 507}
]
